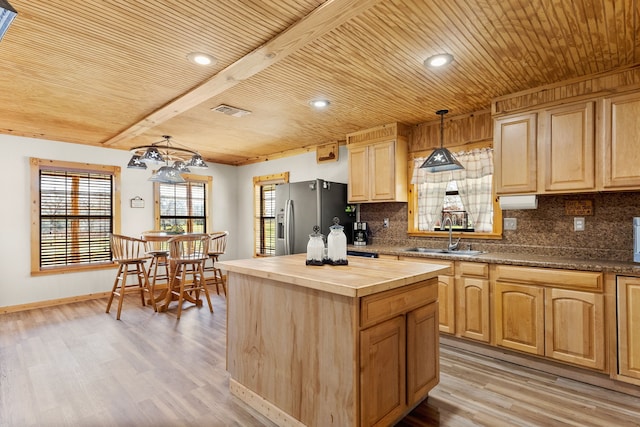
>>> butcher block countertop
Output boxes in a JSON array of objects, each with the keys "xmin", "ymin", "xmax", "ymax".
[{"xmin": 217, "ymin": 253, "xmax": 447, "ymax": 297}]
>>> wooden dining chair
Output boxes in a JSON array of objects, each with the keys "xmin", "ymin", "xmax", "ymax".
[
  {"xmin": 204, "ymin": 231, "xmax": 229, "ymax": 295},
  {"xmin": 166, "ymin": 233, "xmax": 213, "ymax": 319},
  {"xmin": 106, "ymin": 234, "xmax": 154, "ymax": 320}
]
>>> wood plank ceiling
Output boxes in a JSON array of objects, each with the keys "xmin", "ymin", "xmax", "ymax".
[{"xmin": 0, "ymin": 0, "xmax": 638, "ymax": 165}]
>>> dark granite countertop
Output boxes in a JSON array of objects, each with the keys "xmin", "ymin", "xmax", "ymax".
[{"xmin": 348, "ymin": 244, "xmax": 640, "ymax": 275}]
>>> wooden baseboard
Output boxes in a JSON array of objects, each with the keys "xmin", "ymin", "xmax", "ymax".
[
  {"xmin": 0, "ymin": 291, "xmax": 111, "ymax": 314},
  {"xmin": 229, "ymin": 379, "xmax": 305, "ymax": 427},
  {"xmin": 440, "ymin": 335, "xmax": 640, "ymax": 398}
]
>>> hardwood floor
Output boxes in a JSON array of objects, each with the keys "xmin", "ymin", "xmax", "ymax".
[{"xmin": 1, "ymin": 295, "xmax": 639, "ymax": 426}]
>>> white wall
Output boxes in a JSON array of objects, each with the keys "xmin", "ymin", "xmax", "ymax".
[
  {"xmin": 0, "ymin": 134, "xmax": 237, "ymax": 307},
  {"xmin": 235, "ymin": 147, "xmax": 349, "ymax": 260},
  {"xmin": 0, "ymin": 134, "xmax": 347, "ymax": 307}
]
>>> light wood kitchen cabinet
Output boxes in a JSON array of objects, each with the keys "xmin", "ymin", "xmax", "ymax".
[
  {"xmin": 223, "ymin": 255, "xmax": 445, "ymax": 427},
  {"xmin": 494, "ymin": 113, "xmax": 537, "ymax": 194},
  {"xmin": 617, "ymin": 276, "xmax": 640, "ymax": 382},
  {"xmin": 457, "ymin": 262, "xmax": 490, "ymax": 343},
  {"xmin": 348, "ymin": 145, "xmax": 369, "ymax": 202},
  {"xmin": 437, "ymin": 274, "xmax": 455, "ymax": 334},
  {"xmin": 601, "ymin": 91, "xmax": 640, "ymax": 190},
  {"xmin": 406, "ymin": 302, "xmax": 439, "ymax": 405},
  {"xmin": 539, "ymin": 101, "xmax": 596, "ymax": 192},
  {"xmin": 360, "ymin": 281, "xmax": 438, "ymax": 427},
  {"xmin": 495, "ymin": 281, "xmax": 545, "ymax": 355},
  {"xmin": 494, "ymin": 265, "xmax": 605, "ymax": 370},
  {"xmin": 346, "ymin": 123, "xmax": 409, "ymax": 203},
  {"xmin": 494, "ymin": 90, "xmax": 640, "ymax": 195},
  {"xmin": 360, "ymin": 315, "xmax": 405, "ymax": 426},
  {"xmin": 545, "ymin": 288, "xmax": 605, "ymax": 370},
  {"xmin": 399, "ymin": 256, "xmax": 454, "ymax": 334}
]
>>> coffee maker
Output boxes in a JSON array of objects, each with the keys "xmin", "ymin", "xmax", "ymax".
[{"xmin": 353, "ymin": 222, "xmax": 368, "ymax": 246}]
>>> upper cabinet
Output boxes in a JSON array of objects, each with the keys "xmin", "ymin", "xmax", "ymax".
[
  {"xmin": 494, "ymin": 101, "xmax": 597, "ymax": 195},
  {"xmin": 346, "ymin": 123, "xmax": 409, "ymax": 203},
  {"xmin": 494, "ymin": 113, "xmax": 537, "ymax": 194},
  {"xmin": 602, "ymin": 92, "xmax": 640, "ymax": 190},
  {"xmin": 540, "ymin": 101, "xmax": 596, "ymax": 192},
  {"xmin": 492, "ymin": 67, "xmax": 640, "ymax": 196}
]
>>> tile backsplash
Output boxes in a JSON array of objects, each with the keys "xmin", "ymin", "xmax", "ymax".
[{"xmin": 359, "ymin": 192, "xmax": 640, "ymax": 262}]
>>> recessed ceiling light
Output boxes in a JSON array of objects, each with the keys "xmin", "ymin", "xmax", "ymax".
[
  {"xmin": 424, "ymin": 53, "xmax": 454, "ymax": 68},
  {"xmin": 187, "ymin": 52, "xmax": 216, "ymax": 66},
  {"xmin": 309, "ymin": 99, "xmax": 330, "ymax": 109}
]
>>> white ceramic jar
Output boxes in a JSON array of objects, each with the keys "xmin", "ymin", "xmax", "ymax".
[
  {"xmin": 306, "ymin": 226, "xmax": 325, "ymax": 266},
  {"xmin": 327, "ymin": 217, "xmax": 348, "ymax": 265}
]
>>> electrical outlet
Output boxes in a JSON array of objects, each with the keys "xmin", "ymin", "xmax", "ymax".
[
  {"xmin": 574, "ymin": 217, "xmax": 585, "ymax": 231},
  {"xmin": 504, "ymin": 218, "xmax": 517, "ymax": 230},
  {"xmin": 383, "ymin": 218, "xmax": 389, "ymax": 228}
]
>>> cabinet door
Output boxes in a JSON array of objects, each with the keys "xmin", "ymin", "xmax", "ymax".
[
  {"xmin": 458, "ymin": 277, "xmax": 490, "ymax": 342},
  {"xmin": 540, "ymin": 101, "xmax": 595, "ymax": 192},
  {"xmin": 438, "ymin": 274, "xmax": 455, "ymax": 334},
  {"xmin": 348, "ymin": 146, "xmax": 369, "ymax": 202},
  {"xmin": 602, "ymin": 92, "xmax": 640, "ymax": 189},
  {"xmin": 545, "ymin": 288, "xmax": 605, "ymax": 370},
  {"xmin": 406, "ymin": 302, "xmax": 439, "ymax": 406},
  {"xmin": 618, "ymin": 276, "xmax": 640, "ymax": 381},
  {"xmin": 369, "ymin": 140, "xmax": 396, "ymax": 201},
  {"xmin": 494, "ymin": 113, "xmax": 537, "ymax": 194},
  {"xmin": 360, "ymin": 316, "xmax": 406, "ymax": 427},
  {"xmin": 495, "ymin": 282, "xmax": 544, "ymax": 355}
]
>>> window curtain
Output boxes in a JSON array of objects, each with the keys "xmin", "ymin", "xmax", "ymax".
[
  {"xmin": 412, "ymin": 147, "xmax": 494, "ymax": 232},
  {"xmin": 411, "ymin": 163, "xmax": 449, "ymax": 231}
]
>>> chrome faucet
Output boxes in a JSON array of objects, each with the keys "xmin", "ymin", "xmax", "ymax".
[{"xmin": 442, "ymin": 216, "xmax": 461, "ymax": 251}]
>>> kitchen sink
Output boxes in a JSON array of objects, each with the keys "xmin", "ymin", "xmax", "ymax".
[{"xmin": 404, "ymin": 247, "xmax": 484, "ymax": 256}]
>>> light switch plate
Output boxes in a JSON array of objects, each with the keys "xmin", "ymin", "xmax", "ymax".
[
  {"xmin": 574, "ymin": 217, "xmax": 585, "ymax": 231},
  {"xmin": 504, "ymin": 218, "xmax": 517, "ymax": 230}
]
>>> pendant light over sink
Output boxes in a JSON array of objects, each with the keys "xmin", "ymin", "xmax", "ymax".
[{"xmin": 420, "ymin": 109, "xmax": 464, "ymax": 172}]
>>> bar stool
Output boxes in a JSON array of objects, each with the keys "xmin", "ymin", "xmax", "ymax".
[
  {"xmin": 204, "ymin": 231, "xmax": 228, "ymax": 295},
  {"xmin": 106, "ymin": 234, "xmax": 153, "ymax": 320},
  {"xmin": 141, "ymin": 231, "xmax": 170, "ymax": 300},
  {"xmin": 166, "ymin": 233, "xmax": 213, "ymax": 319}
]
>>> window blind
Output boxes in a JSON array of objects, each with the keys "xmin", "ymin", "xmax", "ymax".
[
  {"xmin": 159, "ymin": 181, "xmax": 206, "ymax": 232},
  {"xmin": 260, "ymin": 184, "xmax": 276, "ymax": 255},
  {"xmin": 39, "ymin": 170, "xmax": 113, "ymax": 267}
]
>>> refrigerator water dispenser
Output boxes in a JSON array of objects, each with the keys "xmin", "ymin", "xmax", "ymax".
[{"xmin": 634, "ymin": 217, "xmax": 640, "ymax": 263}]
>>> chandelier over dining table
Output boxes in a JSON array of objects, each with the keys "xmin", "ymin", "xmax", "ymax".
[{"xmin": 127, "ymin": 135, "xmax": 208, "ymax": 184}]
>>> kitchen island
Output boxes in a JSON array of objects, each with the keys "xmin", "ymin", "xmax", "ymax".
[{"xmin": 217, "ymin": 253, "xmax": 447, "ymax": 427}]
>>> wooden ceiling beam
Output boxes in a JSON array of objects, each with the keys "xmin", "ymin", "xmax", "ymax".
[{"xmin": 101, "ymin": 0, "xmax": 384, "ymax": 147}]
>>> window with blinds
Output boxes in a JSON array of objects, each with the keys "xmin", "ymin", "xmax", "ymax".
[
  {"xmin": 253, "ymin": 172, "xmax": 288, "ymax": 257},
  {"xmin": 31, "ymin": 158, "xmax": 120, "ymax": 274},
  {"xmin": 258, "ymin": 184, "xmax": 276, "ymax": 255},
  {"xmin": 158, "ymin": 181, "xmax": 207, "ymax": 233}
]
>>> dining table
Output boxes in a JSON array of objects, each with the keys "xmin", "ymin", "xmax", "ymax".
[{"xmin": 141, "ymin": 231, "xmax": 205, "ymax": 312}]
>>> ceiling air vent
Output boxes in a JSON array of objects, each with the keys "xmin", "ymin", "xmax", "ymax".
[{"xmin": 211, "ymin": 104, "xmax": 252, "ymax": 118}]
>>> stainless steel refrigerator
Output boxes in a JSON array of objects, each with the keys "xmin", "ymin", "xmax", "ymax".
[{"xmin": 275, "ymin": 179, "xmax": 350, "ymax": 255}]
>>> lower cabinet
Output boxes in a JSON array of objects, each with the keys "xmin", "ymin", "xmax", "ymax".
[
  {"xmin": 545, "ymin": 288, "xmax": 605, "ymax": 370},
  {"xmin": 495, "ymin": 282, "xmax": 545, "ymax": 355},
  {"xmin": 494, "ymin": 266, "xmax": 605, "ymax": 370},
  {"xmin": 398, "ymin": 257, "xmax": 454, "ymax": 334},
  {"xmin": 617, "ymin": 276, "xmax": 640, "ymax": 382},
  {"xmin": 359, "ymin": 281, "xmax": 438, "ymax": 427},
  {"xmin": 457, "ymin": 262, "xmax": 491, "ymax": 342},
  {"xmin": 360, "ymin": 316, "xmax": 406, "ymax": 427}
]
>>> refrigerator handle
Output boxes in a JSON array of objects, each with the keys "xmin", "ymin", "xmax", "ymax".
[{"xmin": 285, "ymin": 199, "xmax": 293, "ymax": 255}]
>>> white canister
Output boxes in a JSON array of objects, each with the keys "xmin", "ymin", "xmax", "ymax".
[
  {"xmin": 327, "ymin": 217, "xmax": 348, "ymax": 265},
  {"xmin": 306, "ymin": 226, "xmax": 325, "ymax": 266}
]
